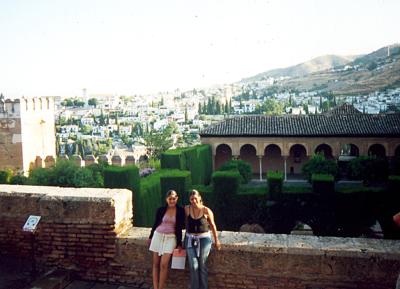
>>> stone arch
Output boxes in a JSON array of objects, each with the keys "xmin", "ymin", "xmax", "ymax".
[
  {"xmin": 288, "ymin": 144, "xmax": 308, "ymax": 175},
  {"xmin": 239, "ymin": 144, "xmax": 258, "ymax": 175},
  {"xmin": 112, "ymin": 155, "xmax": 124, "ymax": 166},
  {"xmin": 215, "ymin": 144, "xmax": 232, "ymax": 170},
  {"xmin": 315, "ymin": 144, "xmax": 333, "ymax": 159},
  {"xmin": 84, "ymin": 155, "xmax": 97, "ymax": 166},
  {"xmin": 125, "ymin": 155, "xmax": 135, "ymax": 165},
  {"xmin": 98, "ymin": 154, "xmax": 111, "ymax": 165},
  {"xmin": 340, "ymin": 143, "xmax": 359, "ymax": 157},
  {"xmin": 262, "ymin": 144, "xmax": 283, "ymax": 173},
  {"xmin": 368, "ymin": 144, "xmax": 386, "ymax": 158},
  {"xmin": 71, "ymin": 154, "xmax": 83, "ymax": 167}
]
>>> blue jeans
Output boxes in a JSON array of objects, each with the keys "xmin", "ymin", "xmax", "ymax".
[{"xmin": 185, "ymin": 236, "xmax": 212, "ymax": 289}]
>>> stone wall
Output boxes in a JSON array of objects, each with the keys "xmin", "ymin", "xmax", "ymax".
[
  {"xmin": 0, "ymin": 185, "xmax": 132, "ymax": 273},
  {"xmin": 1, "ymin": 185, "xmax": 400, "ymax": 289}
]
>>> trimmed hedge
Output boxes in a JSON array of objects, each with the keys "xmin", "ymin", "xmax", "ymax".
[
  {"xmin": 160, "ymin": 170, "xmax": 192, "ymax": 206},
  {"xmin": 267, "ymin": 171, "xmax": 283, "ymax": 200},
  {"xmin": 160, "ymin": 144, "xmax": 212, "ymax": 185},
  {"xmin": 104, "ymin": 165, "xmax": 140, "ymax": 224},
  {"xmin": 312, "ymin": 173, "xmax": 334, "ymax": 195},
  {"xmin": 212, "ymin": 170, "xmax": 241, "ymax": 230},
  {"xmin": 348, "ymin": 156, "xmax": 389, "ymax": 183},
  {"xmin": 104, "ymin": 165, "xmax": 140, "ymax": 194},
  {"xmin": 302, "ymin": 154, "xmax": 338, "ymax": 182},
  {"xmin": 218, "ymin": 159, "xmax": 252, "ymax": 184}
]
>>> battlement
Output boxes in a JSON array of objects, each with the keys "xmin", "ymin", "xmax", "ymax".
[
  {"xmin": 0, "ymin": 98, "xmax": 20, "ymax": 118},
  {"xmin": 20, "ymin": 96, "xmax": 55, "ymax": 113},
  {"xmin": 0, "ymin": 97, "xmax": 55, "ymax": 119}
]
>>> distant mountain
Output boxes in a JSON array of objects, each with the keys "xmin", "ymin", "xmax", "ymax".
[
  {"xmin": 242, "ymin": 54, "xmax": 358, "ymax": 82},
  {"xmin": 240, "ymin": 43, "xmax": 400, "ymax": 96},
  {"xmin": 351, "ymin": 43, "xmax": 400, "ymax": 65}
]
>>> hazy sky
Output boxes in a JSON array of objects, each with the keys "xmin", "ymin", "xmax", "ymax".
[{"xmin": 0, "ymin": 0, "xmax": 399, "ymax": 98}]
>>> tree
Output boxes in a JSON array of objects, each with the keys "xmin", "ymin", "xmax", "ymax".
[
  {"xmin": 141, "ymin": 123, "xmax": 175, "ymax": 159},
  {"xmin": 263, "ymin": 99, "xmax": 284, "ymax": 115},
  {"xmin": 301, "ymin": 154, "xmax": 338, "ymax": 182},
  {"xmin": 88, "ymin": 98, "xmax": 98, "ymax": 107}
]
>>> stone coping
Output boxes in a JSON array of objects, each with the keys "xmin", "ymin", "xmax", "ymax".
[
  {"xmin": 0, "ymin": 184, "xmax": 132, "ymax": 201},
  {"xmin": 119, "ymin": 227, "xmax": 400, "ymax": 259}
]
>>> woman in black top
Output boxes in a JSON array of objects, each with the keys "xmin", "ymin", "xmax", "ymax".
[
  {"xmin": 185, "ymin": 189, "xmax": 221, "ymax": 289},
  {"xmin": 148, "ymin": 190, "xmax": 185, "ymax": 289}
]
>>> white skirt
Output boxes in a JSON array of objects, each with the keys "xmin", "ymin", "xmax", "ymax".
[{"xmin": 149, "ymin": 231, "xmax": 177, "ymax": 256}]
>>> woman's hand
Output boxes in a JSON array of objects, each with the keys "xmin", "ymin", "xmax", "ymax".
[
  {"xmin": 147, "ymin": 238, "xmax": 152, "ymax": 248},
  {"xmin": 214, "ymin": 240, "xmax": 221, "ymax": 250}
]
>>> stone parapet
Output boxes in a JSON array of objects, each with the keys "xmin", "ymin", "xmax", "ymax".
[
  {"xmin": 0, "ymin": 185, "xmax": 132, "ymax": 270},
  {"xmin": 0, "ymin": 185, "xmax": 399, "ymax": 289},
  {"xmin": 114, "ymin": 227, "xmax": 400, "ymax": 289}
]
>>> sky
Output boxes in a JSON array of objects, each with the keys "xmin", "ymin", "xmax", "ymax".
[{"xmin": 0, "ymin": 0, "xmax": 399, "ymax": 98}]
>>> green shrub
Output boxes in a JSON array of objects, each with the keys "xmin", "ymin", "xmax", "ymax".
[
  {"xmin": 9, "ymin": 173, "xmax": 28, "ymax": 185},
  {"xmin": 312, "ymin": 173, "xmax": 335, "ymax": 195},
  {"xmin": 104, "ymin": 165, "xmax": 140, "ymax": 193},
  {"xmin": 267, "ymin": 171, "xmax": 283, "ymax": 200},
  {"xmin": 196, "ymin": 145, "xmax": 213, "ymax": 185},
  {"xmin": 28, "ymin": 160, "xmax": 103, "ymax": 187},
  {"xmin": 218, "ymin": 159, "xmax": 252, "ymax": 184},
  {"xmin": 160, "ymin": 170, "xmax": 192, "ymax": 206},
  {"xmin": 302, "ymin": 154, "xmax": 338, "ymax": 182},
  {"xmin": 160, "ymin": 144, "xmax": 212, "ymax": 185},
  {"xmin": 212, "ymin": 170, "xmax": 241, "ymax": 229},
  {"xmin": 104, "ymin": 165, "xmax": 140, "ymax": 224},
  {"xmin": 160, "ymin": 150, "xmax": 185, "ymax": 170},
  {"xmin": 348, "ymin": 156, "xmax": 389, "ymax": 183},
  {"xmin": 0, "ymin": 169, "xmax": 13, "ymax": 184}
]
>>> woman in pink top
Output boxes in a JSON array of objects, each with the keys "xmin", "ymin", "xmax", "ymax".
[{"xmin": 148, "ymin": 190, "xmax": 185, "ymax": 289}]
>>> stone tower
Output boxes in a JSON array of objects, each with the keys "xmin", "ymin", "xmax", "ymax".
[{"xmin": 0, "ymin": 96, "xmax": 56, "ymax": 174}]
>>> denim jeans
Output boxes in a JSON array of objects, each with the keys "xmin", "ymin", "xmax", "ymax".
[{"xmin": 185, "ymin": 236, "xmax": 212, "ymax": 289}]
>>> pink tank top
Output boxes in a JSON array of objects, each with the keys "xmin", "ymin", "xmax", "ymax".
[{"xmin": 156, "ymin": 214, "xmax": 176, "ymax": 234}]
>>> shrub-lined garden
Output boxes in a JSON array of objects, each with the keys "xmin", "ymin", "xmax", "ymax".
[{"xmin": 0, "ymin": 146, "xmax": 399, "ymax": 239}]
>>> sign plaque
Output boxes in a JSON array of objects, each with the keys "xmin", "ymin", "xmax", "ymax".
[{"xmin": 23, "ymin": 215, "xmax": 41, "ymax": 232}]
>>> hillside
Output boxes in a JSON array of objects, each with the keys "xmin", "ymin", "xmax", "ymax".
[
  {"xmin": 242, "ymin": 54, "xmax": 358, "ymax": 82},
  {"xmin": 241, "ymin": 43, "xmax": 400, "ymax": 95}
]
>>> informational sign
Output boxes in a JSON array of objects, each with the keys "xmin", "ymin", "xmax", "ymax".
[{"xmin": 23, "ymin": 215, "xmax": 41, "ymax": 232}]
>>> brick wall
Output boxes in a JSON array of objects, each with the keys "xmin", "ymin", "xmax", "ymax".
[{"xmin": 1, "ymin": 185, "xmax": 399, "ymax": 289}]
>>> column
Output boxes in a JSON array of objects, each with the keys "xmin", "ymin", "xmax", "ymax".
[
  {"xmin": 284, "ymin": 156, "xmax": 288, "ymax": 181},
  {"xmin": 258, "ymin": 155, "xmax": 263, "ymax": 181}
]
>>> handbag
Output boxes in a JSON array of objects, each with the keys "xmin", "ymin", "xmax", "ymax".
[{"xmin": 171, "ymin": 248, "xmax": 186, "ymax": 270}]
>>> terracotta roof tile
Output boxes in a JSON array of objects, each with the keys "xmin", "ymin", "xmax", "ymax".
[{"xmin": 200, "ymin": 104, "xmax": 400, "ymax": 137}]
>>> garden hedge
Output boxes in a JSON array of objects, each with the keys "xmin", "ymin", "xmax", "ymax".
[
  {"xmin": 104, "ymin": 165, "xmax": 140, "ymax": 223},
  {"xmin": 311, "ymin": 173, "xmax": 335, "ymax": 195},
  {"xmin": 212, "ymin": 170, "xmax": 241, "ymax": 229},
  {"xmin": 160, "ymin": 144, "xmax": 212, "ymax": 185},
  {"xmin": 160, "ymin": 170, "xmax": 192, "ymax": 206},
  {"xmin": 267, "ymin": 171, "xmax": 283, "ymax": 200}
]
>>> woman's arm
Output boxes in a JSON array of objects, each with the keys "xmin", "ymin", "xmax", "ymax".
[
  {"xmin": 204, "ymin": 207, "xmax": 221, "ymax": 250},
  {"xmin": 149, "ymin": 207, "xmax": 163, "ymax": 240}
]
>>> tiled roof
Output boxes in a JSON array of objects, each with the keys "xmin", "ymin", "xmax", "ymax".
[{"xmin": 200, "ymin": 105, "xmax": 400, "ymax": 137}]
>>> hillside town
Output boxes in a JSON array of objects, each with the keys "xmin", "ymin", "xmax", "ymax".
[{"xmin": 54, "ymin": 82, "xmax": 400, "ymax": 161}]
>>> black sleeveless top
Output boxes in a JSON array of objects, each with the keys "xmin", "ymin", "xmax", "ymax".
[{"xmin": 187, "ymin": 212, "xmax": 210, "ymax": 234}]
